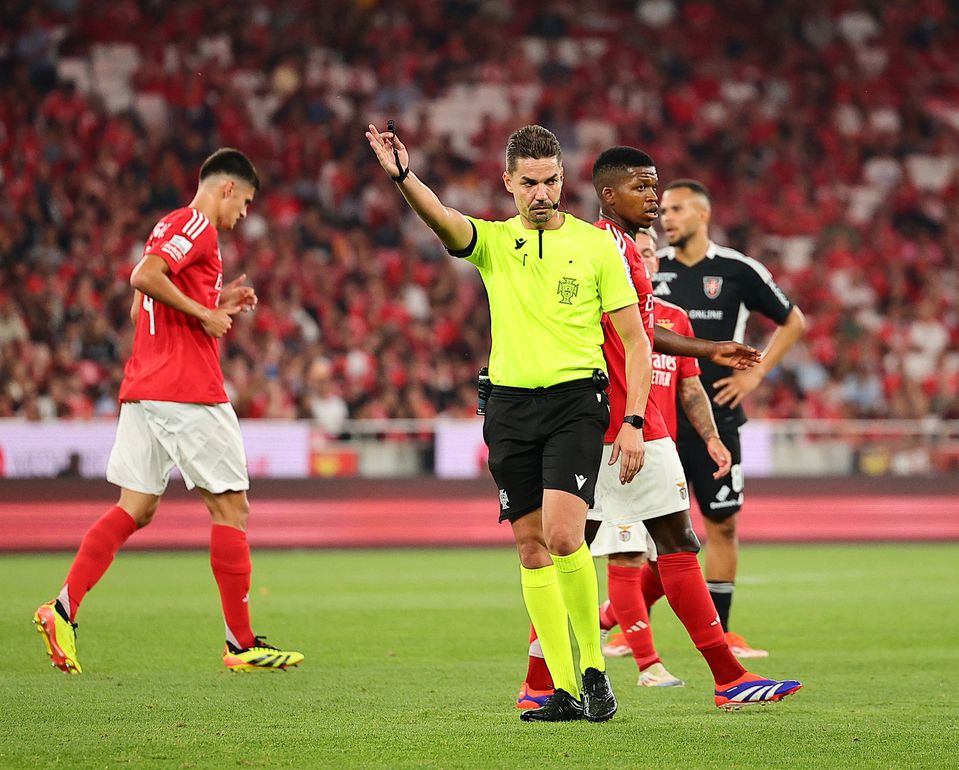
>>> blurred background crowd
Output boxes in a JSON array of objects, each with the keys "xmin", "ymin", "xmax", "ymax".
[{"xmin": 1, "ymin": 0, "xmax": 958, "ymax": 432}]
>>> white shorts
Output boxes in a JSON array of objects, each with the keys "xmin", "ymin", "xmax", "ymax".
[
  {"xmin": 590, "ymin": 519, "xmax": 658, "ymax": 558},
  {"xmin": 587, "ymin": 438, "xmax": 689, "ymax": 525},
  {"xmin": 106, "ymin": 401, "xmax": 249, "ymax": 495},
  {"xmin": 587, "ymin": 438, "xmax": 687, "ymax": 556}
]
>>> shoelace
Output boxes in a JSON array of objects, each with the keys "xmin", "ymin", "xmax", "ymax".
[{"xmin": 583, "ymin": 670, "xmax": 606, "ymax": 696}]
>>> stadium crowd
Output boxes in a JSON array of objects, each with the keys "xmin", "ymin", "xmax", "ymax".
[{"xmin": 1, "ymin": 0, "xmax": 958, "ymax": 429}]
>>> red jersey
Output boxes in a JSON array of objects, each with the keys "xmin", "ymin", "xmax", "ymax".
[
  {"xmin": 650, "ymin": 298, "xmax": 701, "ymax": 440},
  {"xmin": 120, "ymin": 207, "xmax": 228, "ymax": 404},
  {"xmin": 594, "ymin": 219, "xmax": 669, "ymax": 444}
]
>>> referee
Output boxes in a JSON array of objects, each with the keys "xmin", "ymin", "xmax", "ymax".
[
  {"xmin": 655, "ymin": 179, "xmax": 806, "ymax": 658},
  {"xmin": 367, "ymin": 123, "xmax": 651, "ymax": 723}
]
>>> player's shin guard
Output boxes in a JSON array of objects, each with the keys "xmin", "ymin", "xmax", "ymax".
[
  {"xmin": 658, "ymin": 552, "xmax": 745, "ymax": 685},
  {"xmin": 520, "ymin": 564, "xmax": 579, "ymax": 696},
  {"xmin": 210, "ymin": 524, "xmax": 256, "ymax": 649},
  {"xmin": 607, "ymin": 563, "xmax": 660, "ymax": 670},
  {"xmin": 552, "ymin": 543, "xmax": 605, "ymax": 674},
  {"xmin": 60, "ymin": 505, "xmax": 138, "ymax": 621}
]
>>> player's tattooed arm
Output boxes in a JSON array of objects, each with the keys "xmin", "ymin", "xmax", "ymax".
[
  {"xmin": 679, "ymin": 376, "xmax": 719, "ymax": 442},
  {"xmin": 679, "ymin": 376, "xmax": 731, "ymax": 478}
]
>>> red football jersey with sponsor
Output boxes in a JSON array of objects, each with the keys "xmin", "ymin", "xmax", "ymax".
[
  {"xmin": 119, "ymin": 207, "xmax": 227, "ymax": 403},
  {"xmin": 594, "ymin": 218, "xmax": 669, "ymax": 444},
  {"xmin": 650, "ymin": 297, "xmax": 701, "ymax": 440}
]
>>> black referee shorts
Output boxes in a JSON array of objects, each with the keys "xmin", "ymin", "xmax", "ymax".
[
  {"xmin": 483, "ymin": 377, "xmax": 610, "ymax": 523},
  {"xmin": 677, "ymin": 423, "xmax": 744, "ymax": 522}
]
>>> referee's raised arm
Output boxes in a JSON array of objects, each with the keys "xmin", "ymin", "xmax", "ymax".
[{"xmin": 366, "ymin": 123, "xmax": 474, "ymax": 252}]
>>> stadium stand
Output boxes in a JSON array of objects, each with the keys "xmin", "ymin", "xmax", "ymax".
[{"xmin": 1, "ymin": 0, "xmax": 957, "ymax": 426}]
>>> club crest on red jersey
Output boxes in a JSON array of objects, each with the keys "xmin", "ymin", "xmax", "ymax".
[{"xmin": 703, "ymin": 276, "xmax": 723, "ymax": 299}]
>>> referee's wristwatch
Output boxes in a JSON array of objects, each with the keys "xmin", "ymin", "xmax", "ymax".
[{"xmin": 623, "ymin": 414, "xmax": 645, "ymax": 429}]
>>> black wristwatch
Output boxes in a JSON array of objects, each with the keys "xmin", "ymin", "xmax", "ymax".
[{"xmin": 623, "ymin": 415, "xmax": 645, "ymax": 429}]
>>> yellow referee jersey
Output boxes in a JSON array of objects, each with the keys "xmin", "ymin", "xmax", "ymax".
[{"xmin": 455, "ymin": 214, "xmax": 638, "ymax": 389}]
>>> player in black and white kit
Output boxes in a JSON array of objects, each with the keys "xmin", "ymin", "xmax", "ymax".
[{"xmin": 654, "ymin": 179, "xmax": 806, "ymax": 659}]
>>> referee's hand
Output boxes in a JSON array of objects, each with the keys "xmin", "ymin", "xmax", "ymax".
[
  {"xmin": 366, "ymin": 123, "xmax": 409, "ymax": 178},
  {"xmin": 609, "ymin": 425, "xmax": 645, "ymax": 484}
]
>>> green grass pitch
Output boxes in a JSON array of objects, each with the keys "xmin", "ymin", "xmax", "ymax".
[{"xmin": 2, "ymin": 544, "xmax": 957, "ymax": 768}]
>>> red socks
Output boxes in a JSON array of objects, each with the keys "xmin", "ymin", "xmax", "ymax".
[
  {"xmin": 607, "ymin": 563, "xmax": 661, "ymax": 670},
  {"xmin": 210, "ymin": 524, "xmax": 256, "ymax": 648},
  {"xmin": 524, "ymin": 625, "xmax": 554, "ymax": 691},
  {"xmin": 599, "ymin": 598, "xmax": 618, "ymax": 630},
  {"xmin": 640, "ymin": 561, "xmax": 666, "ymax": 611},
  {"xmin": 57, "ymin": 509, "xmax": 257, "ymax": 651},
  {"xmin": 657, "ymin": 552, "xmax": 745, "ymax": 685},
  {"xmin": 59, "ymin": 506, "xmax": 138, "ymax": 621}
]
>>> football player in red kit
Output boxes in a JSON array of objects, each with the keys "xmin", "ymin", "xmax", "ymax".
[{"xmin": 34, "ymin": 149, "xmax": 303, "ymax": 674}]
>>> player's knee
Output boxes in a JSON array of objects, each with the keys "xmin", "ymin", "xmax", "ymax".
[
  {"xmin": 679, "ymin": 531, "xmax": 701, "ymax": 554},
  {"xmin": 126, "ymin": 500, "xmax": 159, "ymax": 528},
  {"xmin": 210, "ymin": 494, "xmax": 250, "ymax": 531},
  {"xmin": 545, "ymin": 530, "xmax": 584, "ymax": 557},
  {"xmin": 653, "ymin": 530, "xmax": 700, "ymax": 556},
  {"xmin": 710, "ymin": 516, "xmax": 737, "ymax": 541},
  {"xmin": 647, "ymin": 511, "xmax": 700, "ymax": 555},
  {"xmin": 516, "ymin": 538, "xmax": 549, "ymax": 568},
  {"xmin": 227, "ymin": 502, "xmax": 250, "ymax": 531},
  {"xmin": 141, "ymin": 502, "xmax": 160, "ymax": 527},
  {"xmin": 609, "ymin": 552, "xmax": 647, "ymax": 568}
]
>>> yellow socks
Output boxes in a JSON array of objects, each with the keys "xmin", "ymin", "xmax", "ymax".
[
  {"xmin": 551, "ymin": 542, "xmax": 605, "ymax": 674},
  {"xmin": 520, "ymin": 564, "xmax": 579, "ymax": 695}
]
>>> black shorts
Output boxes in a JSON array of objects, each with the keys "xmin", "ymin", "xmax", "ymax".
[
  {"xmin": 483, "ymin": 378, "xmax": 609, "ymax": 523},
  {"xmin": 677, "ymin": 422, "xmax": 743, "ymax": 522}
]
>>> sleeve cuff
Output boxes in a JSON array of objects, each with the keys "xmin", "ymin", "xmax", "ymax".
[
  {"xmin": 603, "ymin": 296, "xmax": 639, "ymax": 314},
  {"xmin": 445, "ymin": 221, "xmax": 478, "ymax": 258}
]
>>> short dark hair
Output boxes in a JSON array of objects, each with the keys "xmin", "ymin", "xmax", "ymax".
[
  {"xmin": 199, "ymin": 148, "xmax": 261, "ymax": 191},
  {"xmin": 591, "ymin": 146, "xmax": 656, "ymax": 192},
  {"xmin": 664, "ymin": 178, "xmax": 711, "ymax": 204},
  {"xmin": 505, "ymin": 125, "xmax": 562, "ymax": 174}
]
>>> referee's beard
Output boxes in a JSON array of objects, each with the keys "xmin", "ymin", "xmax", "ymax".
[{"xmin": 527, "ymin": 204, "xmax": 558, "ymax": 226}]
